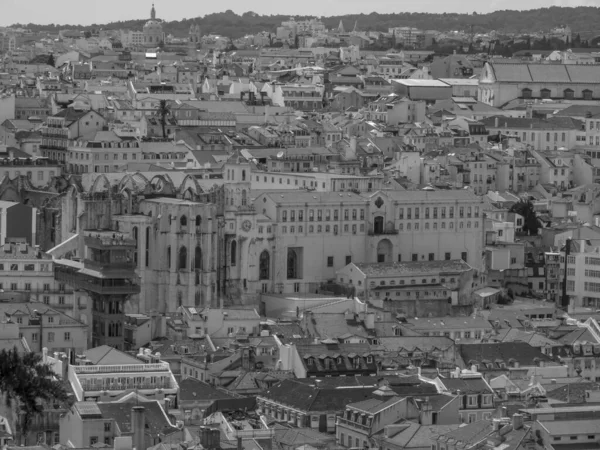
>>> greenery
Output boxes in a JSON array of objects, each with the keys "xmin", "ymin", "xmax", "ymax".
[
  {"xmin": 9, "ymin": 7, "xmax": 600, "ymax": 40},
  {"xmin": 0, "ymin": 347, "xmax": 68, "ymax": 445},
  {"xmin": 509, "ymin": 200, "xmax": 541, "ymax": 236}
]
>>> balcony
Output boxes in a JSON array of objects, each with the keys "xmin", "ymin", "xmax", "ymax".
[
  {"xmin": 73, "ymin": 362, "xmax": 170, "ymax": 373},
  {"xmin": 54, "ymin": 266, "xmax": 140, "ymax": 295},
  {"xmin": 368, "ymin": 229, "xmax": 399, "ymax": 236},
  {"xmin": 81, "ymin": 381, "xmax": 174, "ymax": 391}
]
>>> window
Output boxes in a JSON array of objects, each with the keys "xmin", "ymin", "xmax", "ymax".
[
  {"xmin": 346, "ymin": 255, "xmax": 352, "ymax": 265},
  {"xmin": 48, "ymin": 332, "xmax": 55, "ymax": 342},
  {"xmin": 32, "ymin": 333, "xmax": 38, "ymax": 342},
  {"xmin": 327, "ymin": 256, "xmax": 334, "ymax": 267},
  {"xmin": 90, "ymin": 437, "xmax": 98, "ymax": 446},
  {"xmin": 461, "ymin": 252, "xmax": 467, "ymax": 262},
  {"xmin": 64, "ymin": 332, "xmax": 71, "ymax": 341},
  {"xmin": 445, "ymin": 252, "xmax": 451, "ymax": 260},
  {"xmin": 429, "ymin": 253, "xmax": 434, "ymax": 261}
]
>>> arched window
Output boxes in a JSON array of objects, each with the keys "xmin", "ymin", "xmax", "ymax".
[
  {"xmin": 194, "ymin": 246, "xmax": 202, "ymax": 270},
  {"xmin": 195, "ymin": 215, "xmax": 202, "ymax": 227},
  {"xmin": 179, "ymin": 246, "xmax": 187, "ymax": 270},
  {"xmin": 230, "ymin": 240, "xmax": 237, "ymax": 266},
  {"xmin": 241, "ymin": 190, "xmax": 247, "ymax": 206},
  {"xmin": 180, "ymin": 215, "xmax": 187, "ymax": 227},
  {"xmin": 259, "ymin": 251, "xmax": 270, "ymax": 280},
  {"xmin": 374, "ymin": 216, "xmax": 384, "ymax": 234},
  {"xmin": 287, "ymin": 248, "xmax": 298, "ymax": 279},
  {"xmin": 167, "ymin": 246, "xmax": 171, "ymax": 269}
]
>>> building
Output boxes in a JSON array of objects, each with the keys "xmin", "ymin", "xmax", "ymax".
[
  {"xmin": 143, "ymin": 4, "xmax": 164, "ymax": 47},
  {"xmin": 336, "ymin": 260, "xmax": 476, "ymax": 317},
  {"xmin": 0, "ymin": 241, "xmax": 87, "ymax": 321},
  {"xmin": 0, "ymin": 201, "xmax": 37, "ymax": 245},
  {"xmin": 391, "ymin": 79, "xmax": 452, "ymax": 102},
  {"xmin": 0, "ymin": 302, "xmax": 88, "ymax": 354},
  {"xmin": 336, "ymin": 389, "xmax": 419, "ymax": 448},
  {"xmin": 178, "ymin": 307, "xmax": 260, "ymax": 338},
  {"xmin": 433, "ymin": 369, "xmax": 495, "ymax": 423},
  {"xmin": 242, "ymin": 189, "xmax": 485, "ymax": 298},
  {"xmin": 41, "ymin": 107, "xmax": 106, "ymax": 161},
  {"xmin": 59, "ymin": 402, "xmax": 179, "ymax": 448},
  {"xmin": 54, "ymin": 230, "xmax": 140, "ymax": 349},
  {"xmin": 67, "ymin": 345, "xmax": 179, "ymax": 405},
  {"xmin": 479, "ymin": 62, "xmax": 600, "ymax": 107}
]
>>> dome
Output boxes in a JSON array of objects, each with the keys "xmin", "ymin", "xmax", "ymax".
[{"xmin": 144, "ymin": 20, "xmax": 162, "ymax": 30}]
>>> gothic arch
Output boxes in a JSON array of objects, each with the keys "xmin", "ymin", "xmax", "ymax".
[
  {"xmin": 90, "ymin": 174, "xmax": 112, "ymax": 194},
  {"xmin": 177, "ymin": 174, "xmax": 202, "ymax": 198}
]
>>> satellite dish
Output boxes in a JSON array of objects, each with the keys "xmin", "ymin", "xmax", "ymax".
[{"xmin": 276, "ymin": 151, "xmax": 284, "ymax": 158}]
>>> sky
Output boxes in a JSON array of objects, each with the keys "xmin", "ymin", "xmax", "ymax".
[{"xmin": 1, "ymin": 0, "xmax": 598, "ymax": 26}]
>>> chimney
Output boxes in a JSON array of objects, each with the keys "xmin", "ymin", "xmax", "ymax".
[
  {"xmin": 512, "ymin": 413, "xmax": 523, "ymax": 430},
  {"xmin": 132, "ymin": 406, "xmax": 145, "ymax": 450}
]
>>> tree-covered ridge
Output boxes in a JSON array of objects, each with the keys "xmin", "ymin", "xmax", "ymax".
[{"xmin": 10, "ymin": 7, "xmax": 600, "ymax": 39}]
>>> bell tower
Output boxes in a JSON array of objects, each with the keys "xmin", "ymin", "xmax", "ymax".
[{"xmin": 150, "ymin": 3, "xmax": 156, "ymax": 19}]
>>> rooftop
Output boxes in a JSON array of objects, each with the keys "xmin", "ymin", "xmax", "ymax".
[{"xmin": 352, "ymin": 260, "xmax": 472, "ymax": 277}]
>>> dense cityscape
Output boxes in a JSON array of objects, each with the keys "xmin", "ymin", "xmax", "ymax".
[{"xmin": 1, "ymin": 4, "xmax": 600, "ymax": 450}]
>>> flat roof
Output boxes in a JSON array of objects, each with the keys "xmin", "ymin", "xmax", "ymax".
[
  {"xmin": 391, "ymin": 79, "xmax": 450, "ymax": 87},
  {"xmin": 439, "ymin": 78, "xmax": 480, "ymax": 86}
]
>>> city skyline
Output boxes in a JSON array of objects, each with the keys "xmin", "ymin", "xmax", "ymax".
[{"xmin": 0, "ymin": 0, "xmax": 597, "ymax": 27}]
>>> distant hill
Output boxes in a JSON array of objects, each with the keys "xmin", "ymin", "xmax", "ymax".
[{"xmin": 10, "ymin": 7, "xmax": 600, "ymax": 40}]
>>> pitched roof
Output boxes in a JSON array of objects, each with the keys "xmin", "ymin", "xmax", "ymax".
[
  {"xmin": 83, "ymin": 345, "xmax": 144, "ymax": 365},
  {"xmin": 260, "ymin": 379, "xmax": 379, "ymax": 412},
  {"xmin": 488, "ymin": 62, "xmax": 600, "ymax": 84},
  {"xmin": 458, "ymin": 342, "xmax": 554, "ymax": 368},
  {"xmin": 178, "ymin": 377, "xmax": 235, "ymax": 402},
  {"xmin": 96, "ymin": 401, "xmax": 178, "ymax": 436},
  {"xmin": 438, "ymin": 377, "xmax": 493, "ymax": 394},
  {"xmin": 545, "ymin": 382, "xmax": 600, "ymax": 403}
]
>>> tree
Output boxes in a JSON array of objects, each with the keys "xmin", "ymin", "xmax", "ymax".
[
  {"xmin": 47, "ymin": 54, "xmax": 55, "ymax": 67},
  {"xmin": 509, "ymin": 200, "xmax": 540, "ymax": 236},
  {"xmin": 0, "ymin": 347, "xmax": 68, "ymax": 445},
  {"xmin": 157, "ymin": 100, "xmax": 170, "ymax": 138}
]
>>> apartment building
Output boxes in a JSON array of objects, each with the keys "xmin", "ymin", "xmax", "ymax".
[
  {"xmin": 0, "ymin": 241, "xmax": 87, "ymax": 321},
  {"xmin": 67, "ymin": 345, "xmax": 179, "ymax": 404},
  {"xmin": 562, "ymin": 239, "xmax": 600, "ymax": 310},
  {"xmin": 0, "ymin": 302, "xmax": 88, "ymax": 354}
]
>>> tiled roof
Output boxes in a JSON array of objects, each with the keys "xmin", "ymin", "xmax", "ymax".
[
  {"xmin": 489, "ymin": 63, "xmax": 600, "ymax": 84},
  {"xmin": 545, "ymin": 382, "xmax": 600, "ymax": 403},
  {"xmin": 178, "ymin": 377, "xmax": 235, "ymax": 402},
  {"xmin": 458, "ymin": 342, "xmax": 554, "ymax": 368},
  {"xmin": 436, "ymin": 419, "xmax": 493, "ymax": 445},
  {"xmin": 83, "ymin": 345, "xmax": 144, "ymax": 365},
  {"xmin": 438, "ymin": 377, "xmax": 493, "ymax": 394},
  {"xmin": 480, "ymin": 116, "xmax": 583, "ymax": 130},
  {"xmin": 260, "ymin": 379, "xmax": 379, "ymax": 412},
  {"xmin": 96, "ymin": 401, "xmax": 178, "ymax": 436},
  {"xmin": 353, "ymin": 259, "xmax": 472, "ymax": 277}
]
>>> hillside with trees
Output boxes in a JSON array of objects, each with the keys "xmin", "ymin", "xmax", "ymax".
[{"xmin": 10, "ymin": 7, "xmax": 600, "ymax": 39}]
